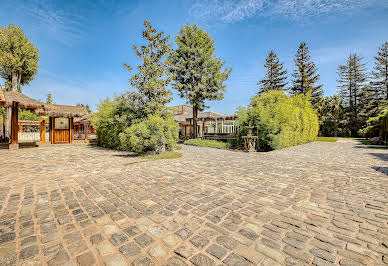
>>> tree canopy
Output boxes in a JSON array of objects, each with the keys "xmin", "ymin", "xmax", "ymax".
[
  {"xmin": 258, "ymin": 50, "xmax": 287, "ymax": 95},
  {"xmin": 124, "ymin": 20, "xmax": 172, "ymax": 117},
  {"xmin": 0, "ymin": 25, "xmax": 39, "ymax": 92},
  {"xmin": 290, "ymin": 42, "xmax": 322, "ymax": 102},
  {"xmin": 371, "ymin": 42, "xmax": 388, "ymax": 100}
]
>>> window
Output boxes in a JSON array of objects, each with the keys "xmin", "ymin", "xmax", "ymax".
[{"xmin": 54, "ymin": 118, "xmax": 69, "ymax": 129}]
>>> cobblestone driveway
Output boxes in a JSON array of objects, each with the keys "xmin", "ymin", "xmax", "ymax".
[{"xmin": 0, "ymin": 140, "xmax": 387, "ymax": 266}]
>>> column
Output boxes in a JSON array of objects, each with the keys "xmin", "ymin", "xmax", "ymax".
[
  {"xmin": 10, "ymin": 101, "xmax": 19, "ymax": 149},
  {"xmin": 40, "ymin": 119, "xmax": 46, "ymax": 142}
]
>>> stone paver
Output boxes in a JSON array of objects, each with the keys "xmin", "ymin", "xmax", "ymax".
[{"xmin": 0, "ymin": 140, "xmax": 387, "ymax": 265}]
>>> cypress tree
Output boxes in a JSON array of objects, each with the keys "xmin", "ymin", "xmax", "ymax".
[
  {"xmin": 337, "ymin": 54, "xmax": 368, "ymax": 136},
  {"xmin": 371, "ymin": 42, "xmax": 388, "ymax": 100},
  {"xmin": 169, "ymin": 24, "xmax": 231, "ymax": 138},
  {"xmin": 290, "ymin": 42, "xmax": 323, "ymax": 102},
  {"xmin": 258, "ymin": 51, "xmax": 287, "ymax": 95}
]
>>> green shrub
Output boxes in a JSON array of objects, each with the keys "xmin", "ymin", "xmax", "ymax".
[
  {"xmin": 359, "ymin": 107, "xmax": 388, "ymax": 138},
  {"xmin": 90, "ymin": 93, "xmax": 148, "ymax": 149},
  {"xmin": 184, "ymin": 139, "xmax": 232, "ymax": 149},
  {"xmin": 90, "ymin": 98, "xmax": 123, "ymax": 149},
  {"xmin": 237, "ymin": 90, "xmax": 319, "ymax": 151},
  {"xmin": 119, "ymin": 114, "xmax": 178, "ymax": 154},
  {"xmin": 315, "ymin": 137, "xmax": 337, "ymax": 142}
]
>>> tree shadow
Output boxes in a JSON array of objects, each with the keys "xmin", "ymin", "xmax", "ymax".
[
  {"xmin": 84, "ymin": 144, "xmax": 138, "ymax": 157},
  {"xmin": 368, "ymin": 153, "xmax": 388, "ymax": 161},
  {"xmin": 372, "ymin": 166, "xmax": 388, "ymax": 176}
]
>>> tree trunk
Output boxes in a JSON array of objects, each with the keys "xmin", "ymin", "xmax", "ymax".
[
  {"xmin": 192, "ymin": 106, "xmax": 198, "ymax": 139},
  {"xmin": 5, "ymin": 107, "xmax": 12, "ymax": 142},
  {"xmin": 2, "ymin": 111, "xmax": 5, "ymax": 141},
  {"xmin": 333, "ymin": 116, "xmax": 338, "ymax": 137},
  {"xmin": 12, "ymin": 72, "xmax": 19, "ymax": 92}
]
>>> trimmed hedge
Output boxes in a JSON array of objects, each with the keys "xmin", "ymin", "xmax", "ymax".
[
  {"xmin": 184, "ymin": 139, "xmax": 232, "ymax": 149},
  {"xmin": 237, "ymin": 90, "xmax": 319, "ymax": 151}
]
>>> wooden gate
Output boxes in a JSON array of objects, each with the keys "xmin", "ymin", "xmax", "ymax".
[
  {"xmin": 54, "ymin": 129, "xmax": 70, "ymax": 143},
  {"xmin": 50, "ymin": 117, "xmax": 73, "ymax": 144}
]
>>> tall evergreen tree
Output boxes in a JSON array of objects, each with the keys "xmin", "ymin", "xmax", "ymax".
[
  {"xmin": 290, "ymin": 42, "xmax": 323, "ymax": 102},
  {"xmin": 337, "ymin": 54, "xmax": 368, "ymax": 136},
  {"xmin": 371, "ymin": 42, "xmax": 388, "ymax": 100},
  {"xmin": 258, "ymin": 51, "xmax": 287, "ymax": 95},
  {"xmin": 169, "ymin": 24, "xmax": 231, "ymax": 138},
  {"xmin": 46, "ymin": 93, "xmax": 53, "ymax": 104},
  {"xmin": 124, "ymin": 20, "xmax": 172, "ymax": 116}
]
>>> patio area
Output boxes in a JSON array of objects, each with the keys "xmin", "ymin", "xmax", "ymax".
[{"xmin": 0, "ymin": 140, "xmax": 387, "ymax": 265}]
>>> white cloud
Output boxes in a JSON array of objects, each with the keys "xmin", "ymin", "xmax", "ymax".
[
  {"xmin": 189, "ymin": 0, "xmax": 266, "ymax": 23},
  {"xmin": 270, "ymin": 0, "xmax": 374, "ymax": 20},
  {"xmin": 189, "ymin": 0, "xmax": 384, "ymax": 23},
  {"xmin": 15, "ymin": 0, "xmax": 89, "ymax": 46}
]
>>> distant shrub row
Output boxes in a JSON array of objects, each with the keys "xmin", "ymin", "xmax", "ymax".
[
  {"xmin": 184, "ymin": 139, "xmax": 232, "ymax": 149},
  {"xmin": 237, "ymin": 90, "xmax": 319, "ymax": 151}
]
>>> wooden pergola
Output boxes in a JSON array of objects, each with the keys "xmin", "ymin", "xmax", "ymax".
[
  {"xmin": 0, "ymin": 88, "xmax": 45, "ymax": 149},
  {"xmin": 0, "ymin": 86, "xmax": 88, "ymax": 149}
]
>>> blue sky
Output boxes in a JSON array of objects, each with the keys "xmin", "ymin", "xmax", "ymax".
[{"xmin": 0, "ymin": 0, "xmax": 387, "ymax": 114}]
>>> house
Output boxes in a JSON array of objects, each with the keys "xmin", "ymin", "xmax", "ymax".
[{"xmin": 170, "ymin": 104, "xmax": 237, "ymax": 140}]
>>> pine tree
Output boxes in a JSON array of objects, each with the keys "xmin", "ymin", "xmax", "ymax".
[
  {"xmin": 290, "ymin": 42, "xmax": 323, "ymax": 102},
  {"xmin": 46, "ymin": 93, "xmax": 53, "ymax": 104},
  {"xmin": 337, "ymin": 54, "xmax": 368, "ymax": 136},
  {"xmin": 124, "ymin": 20, "xmax": 172, "ymax": 116},
  {"xmin": 258, "ymin": 51, "xmax": 287, "ymax": 95},
  {"xmin": 371, "ymin": 42, "xmax": 388, "ymax": 100},
  {"xmin": 169, "ymin": 24, "xmax": 231, "ymax": 138}
]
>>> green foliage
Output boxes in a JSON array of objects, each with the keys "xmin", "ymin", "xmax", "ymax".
[
  {"xmin": 184, "ymin": 139, "xmax": 232, "ymax": 149},
  {"xmin": 358, "ymin": 107, "xmax": 388, "ymax": 138},
  {"xmin": 19, "ymin": 109, "xmax": 39, "ymax": 121},
  {"xmin": 92, "ymin": 21, "xmax": 176, "ymax": 153},
  {"xmin": 169, "ymin": 23, "xmax": 231, "ymax": 138},
  {"xmin": 124, "ymin": 20, "xmax": 172, "ymax": 116},
  {"xmin": 76, "ymin": 103, "xmax": 92, "ymax": 113},
  {"xmin": 119, "ymin": 114, "xmax": 178, "ymax": 154},
  {"xmin": 316, "ymin": 96, "xmax": 348, "ymax": 137},
  {"xmin": 290, "ymin": 42, "xmax": 322, "ymax": 103},
  {"xmin": 237, "ymin": 90, "xmax": 319, "ymax": 151},
  {"xmin": 337, "ymin": 54, "xmax": 368, "ymax": 136},
  {"xmin": 140, "ymin": 151, "xmax": 182, "ymax": 160},
  {"xmin": 0, "ymin": 25, "xmax": 39, "ymax": 92},
  {"xmin": 371, "ymin": 42, "xmax": 388, "ymax": 100},
  {"xmin": 90, "ymin": 98, "xmax": 123, "ymax": 149},
  {"xmin": 258, "ymin": 50, "xmax": 287, "ymax": 95},
  {"xmin": 315, "ymin": 137, "xmax": 337, "ymax": 142},
  {"xmin": 46, "ymin": 93, "xmax": 53, "ymax": 104}
]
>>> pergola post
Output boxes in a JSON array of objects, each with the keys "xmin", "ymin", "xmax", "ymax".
[
  {"xmin": 50, "ymin": 117, "xmax": 54, "ymax": 144},
  {"xmin": 9, "ymin": 101, "xmax": 19, "ymax": 149},
  {"xmin": 40, "ymin": 119, "xmax": 46, "ymax": 142},
  {"xmin": 69, "ymin": 117, "xmax": 73, "ymax": 144}
]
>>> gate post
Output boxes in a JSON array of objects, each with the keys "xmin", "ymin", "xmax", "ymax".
[{"xmin": 40, "ymin": 119, "xmax": 46, "ymax": 142}]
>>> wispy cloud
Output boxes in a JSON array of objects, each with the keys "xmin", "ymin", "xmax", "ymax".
[
  {"xmin": 15, "ymin": 0, "xmax": 89, "ymax": 46},
  {"xmin": 189, "ymin": 0, "xmax": 266, "ymax": 23},
  {"xmin": 189, "ymin": 0, "xmax": 384, "ymax": 23}
]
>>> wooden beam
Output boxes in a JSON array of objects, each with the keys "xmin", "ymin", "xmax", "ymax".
[
  {"xmin": 40, "ymin": 119, "xmax": 46, "ymax": 142},
  {"xmin": 69, "ymin": 117, "xmax": 73, "ymax": 143},
  {"xmin": 50, "ymin": 117, "xmax": 54, "ymax": 144},
  {"xmin": 11, "ymin": 101, "xmax": 18, "ymax": 145}
]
